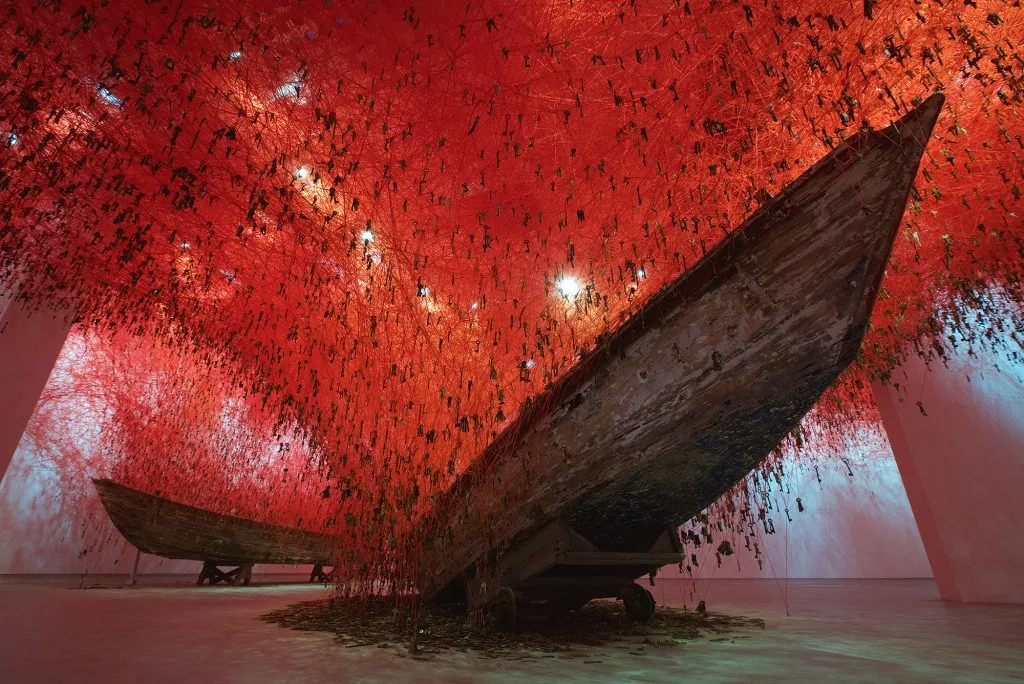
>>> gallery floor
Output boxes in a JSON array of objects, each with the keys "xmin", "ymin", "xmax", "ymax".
[{"xmin": 1, "ymin": 576, "xmax": 1021, "ymax": 683}]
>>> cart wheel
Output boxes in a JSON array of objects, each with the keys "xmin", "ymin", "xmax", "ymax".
[
  {"xmin": 494, "ymin": 586, "xmax": 518, "ymax": 630},
  {"xmin": 622, "ymin": 584, "xmax": 655, "ymax": 622}
]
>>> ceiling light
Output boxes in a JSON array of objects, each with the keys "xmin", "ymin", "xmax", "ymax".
[
  {"xmin": 276, "ymin": 76, "xmax": 306, "ymax": 103},
  {"xmin": 96, "ymin": 86, "xmax": 123, "ymax": 108},
  {"xmin": 555, "ymin": 275, "xmax": 581, "ymax": 299}
]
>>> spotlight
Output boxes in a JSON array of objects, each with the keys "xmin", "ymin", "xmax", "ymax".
[
  {"xmin": 96, "ymin": 86, "xmax": 123, "ymax": 108},
  {"xmin": 555, "ymin": 275, "xmax": 581, "ymax": 299},
  {"xmin": 636, "ymin": 268, "xmax": 646, "ymax": 279},
  {"xmin": 276, "ymin": 76, "xmax": 306, "ymax": 102},
  {"xmin": 229, "ymin": 51, "xmax": 243, "ymax": 60},
  {"xmin": 360, "ymin": 229, "xmax": 375, "ymax": 243},
  {"xmin": 294, "ymin": 166, "xmax": 310, "ymax": 180}
]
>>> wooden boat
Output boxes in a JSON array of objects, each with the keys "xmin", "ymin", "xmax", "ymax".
[
  {"xmin": 423, "ymin": 94, "xmax": 945, "ymax": 607},
  {"xmin": 94, "ymin": 478, "xmax": 335, "ymax": 583}
]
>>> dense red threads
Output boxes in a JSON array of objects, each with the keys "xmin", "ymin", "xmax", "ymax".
[{"xmin": 2, "ymin": 0, "xmax": 1022, "ymax": 587}]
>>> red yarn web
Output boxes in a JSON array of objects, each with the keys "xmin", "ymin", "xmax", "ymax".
[{"xmin": 2, "ymin": 0, "xmax": 1022, "ymax": 589}]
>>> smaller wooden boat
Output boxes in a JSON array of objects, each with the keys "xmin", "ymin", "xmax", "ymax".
[{"xmin": 94, "ymin": 478, "xmax": 335, "ymax": 584}]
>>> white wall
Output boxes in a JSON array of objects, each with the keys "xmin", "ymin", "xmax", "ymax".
[
  {"xmin": 874, "ymin": 345, "xmax": 1024, "ymax": 602},
  {"xmin": 664, "ymin": 428, "xmax": 932, "ymax": 581}
]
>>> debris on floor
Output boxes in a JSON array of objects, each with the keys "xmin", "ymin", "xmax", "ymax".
[{"xmin": 261, "ymin": 597, "xmax": 765, "ymax": 659}]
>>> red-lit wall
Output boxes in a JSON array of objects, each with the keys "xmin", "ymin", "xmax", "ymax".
[
  {"xmin": 7, "ymin": 304, "xmax": 1020, "ymax": 585},
  {"xmin": 1, "ymin": 408, "xmax": 933, "ymax": 578},
  {"xmin": 0, "ymin": 302, "xmax": 935, "ymax": 578}
]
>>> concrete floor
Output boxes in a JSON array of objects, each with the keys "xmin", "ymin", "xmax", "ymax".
[{"xmin": 1, "ymin": 577, "xmax": 1022, "ymax": 683}]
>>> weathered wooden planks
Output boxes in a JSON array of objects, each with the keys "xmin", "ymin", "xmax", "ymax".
[
  {"xmin": 424, "ymin": 94, "xmax": 945, "ymax": 602},
  {"xmin": 94, "ymin": 478, "xmax": 334, "ymax": 565}
]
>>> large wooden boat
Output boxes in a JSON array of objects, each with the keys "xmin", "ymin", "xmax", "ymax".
[
  {"xmin": 93, "ymin": 478, "xmax": 333, "ymax": 567},
  {"xmin": 423, "ymin": 94, "xmax": 945, "ymax": 604}
]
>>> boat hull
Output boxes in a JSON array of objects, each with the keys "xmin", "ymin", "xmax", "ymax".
[
  {"xmin": 94, "ymin": 478, "xmax": 334, "ymax": 565},
  {"xmin": 425, "ymin": 95, "xmax": 944, "ymax": 599}
]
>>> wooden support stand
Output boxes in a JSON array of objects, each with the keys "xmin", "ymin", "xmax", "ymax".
[
  {"xmin": 127, "ymin": 547, "xmax": 141, "ymax": 586},
  {"xmin": 196, "ymin": 561, "xmax": 253, "ymax": 586},
  {"xmin": 465, "ymin": 520, "xmax": 681, "ymax": 628},
  {"xmin": 309, "ymin": 564, "xmax": 335, "ymax": 583}
]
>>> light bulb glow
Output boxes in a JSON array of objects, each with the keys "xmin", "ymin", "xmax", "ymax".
[
  {"xmin": 96, "ymin": 86, "xmax": 123, "ymax": 108},
  {"xmin": 555, "ymin": 275, "xmax": 581, "ymax": 299},
  {"xmin": 275, "ymin": 75, "xmax": 306, "ymax": 103}
]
